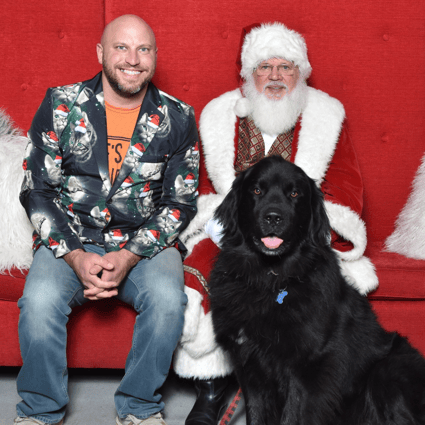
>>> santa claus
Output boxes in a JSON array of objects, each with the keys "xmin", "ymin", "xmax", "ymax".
[{"xmin": 176, "ymin": 22, "xmax": 379, "ymax": 424}]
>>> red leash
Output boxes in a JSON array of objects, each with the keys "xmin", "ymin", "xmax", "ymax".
[{"xmin": 219, "ymin": 387, "xmax": 243, "ymax": 425}]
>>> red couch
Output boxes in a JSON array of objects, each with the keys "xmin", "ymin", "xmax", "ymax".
[{"xmin": 1, "ymin": 0, "xmax": 425, "ymax": 368}]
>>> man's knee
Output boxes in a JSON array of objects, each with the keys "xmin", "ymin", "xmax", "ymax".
[
  {"xmin": 156, "ymin": 247, "xmax": 185, "ymax": 284},
  {"xmin": 18, "ymin": 271, "xmax": 77, "ymax": 340},
  {"xmin": 137, "ymin": 275, "xmax": 187, "ymax": 339},
  {"xmin": 18, "ymin": 291, "xmax": 62, "ymax": 344},
  {"xmin": 141, "ymin": 276, "xmax": 187, "ymax": 316},
  {"xmin": 22, "ymin": 276, "xmax": 63, "ymax": 302},
  {"xmin": 155, "ymin": 290, "xmax": 187, "ymax": 342},
  {"xmin": 20, "ymin": 278, "xmax": 63, "ymax": 311}
]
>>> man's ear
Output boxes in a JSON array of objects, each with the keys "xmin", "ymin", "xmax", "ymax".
[{"xmin": 96, "ymin": 43, "xmax": 103, "ymax": 66}]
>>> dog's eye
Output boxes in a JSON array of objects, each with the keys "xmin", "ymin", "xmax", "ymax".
[
  {"xmin": 290, "ymin": 191, "xmax": 298, "ymax": 198},
  {"xmin": 253, "ymin": 188, "xmax": 262, "ymax": 195}
]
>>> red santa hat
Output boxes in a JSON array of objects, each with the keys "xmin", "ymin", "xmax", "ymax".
[
  {"xmin": 49, "ymin": 237, "xmax": 59, "ymax": 250},
  {"xmin": 47, "ymin": 131, "xmax": 59, "ymax": 142},
  {"xmin": 101, "ymin": 207, "xmax": 111, "ymax": 223},
  {"xmin": 239, "ymin": 22, "xmax": 312, "ymax": 81},
  {"xmin": 110, "ymin": 229, "xmax": 124, "ymax": 241},
  {"xmin": 55, "ymin": 104, "xmax": 70, "ymax": 117},
  {"xmin": 131, "ymin": 143, "xmax": 146, "ymax": 157},
  {"xmin": 54, "ymin": 155, "xmax": 62, "ymax": 165},
  {"xmin": 75, "ymin": 118, "xmax": 87, "ymax": 134},
  {"xmin": 147, "ymin": 229, "xmax": 160, "ymax": 243},
  {"xmin": 67, "ymin": 203, "xmax": 75, "ymax": 217},
  {"xmin": 139, "ymin": 182, "xmax": 151, "ymax": 198},
  {"xmin": 185, "ymin": 173, "xmax": 195, "ymax": 185},
  {"xmin": 147, "ymin": 114, "xmax": 160, "ymax": 129},
  {"xmin": 168, "ymin": 209, "xmax": 181, "ymax": 222},
  {"xmin": 121, "ymin": 176, "xmax": 134, "ymax": 188}
]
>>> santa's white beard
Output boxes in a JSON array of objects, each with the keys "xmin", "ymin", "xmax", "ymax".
[{"xmin": 242, "ymin": 77, "xmax": 308, "ymax": 135}]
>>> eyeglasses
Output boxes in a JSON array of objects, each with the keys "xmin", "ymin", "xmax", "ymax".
[{"xmin": 255, "ymin": 63, "xmax": 297, "ymax": 77}]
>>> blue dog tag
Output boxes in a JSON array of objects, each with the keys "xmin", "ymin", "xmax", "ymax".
[{"xmin": 276, "ymin": 289, "xmax": 288, "ymax": 304}]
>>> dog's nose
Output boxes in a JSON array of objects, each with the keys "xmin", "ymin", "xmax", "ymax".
[{"xmin": 265, "ymin": 211, "xmax": 282, "ymax": 225}]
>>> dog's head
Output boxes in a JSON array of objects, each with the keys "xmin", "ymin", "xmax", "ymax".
[{"xmin": 215, "ymin": 156, "xmax": 330, "ymax": 257}]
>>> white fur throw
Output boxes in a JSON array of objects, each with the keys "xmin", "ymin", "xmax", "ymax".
[
  {"xmin": 385, "ymin": 151, "xmax": 425, "ymax": 259},
  {"xmin": 0, "ymin": 110, "xmax": 34, "ymax": 273}
]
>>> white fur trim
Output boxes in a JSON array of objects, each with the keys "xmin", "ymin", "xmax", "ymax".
[
  {"xmin": 176, "ymin": 279, "xmax": 234, "ymax": 379},
  {"xmin": 173, "ymin": 342, "xmax": 233, "ymax": 379},
  {"xmin": 294, "ymin": 88, "xmax": 345, "ymax": 184},
  {"xmin": 325, "ymin": 201, "xmax": 367, "ymax": 261},
  {"xmin": 174, "ymin": 306, "xmax": 234, "ymax": 378},
  {"xmin": 180, "ymin": 193, "xmax": 225, "ymax": 255},
  {"xmin": 241, "ymin": 23, "xmax": 312, "ymax": 80},
  {"xmin": 0, "ymin": 111, "xmax": 34, "ymax": 273},
  {"xmin": 180, "ymin": 311, "xmax": 218, "ymax": 358},
  {"xmin": 385, "ymin": 152, "xmax": 425, "ymax": 259},
  {"xmin": 338, "ymin": 257, "xmax": 379, "ymax": 295},
  {"xmin": 180, "ymin": 286, "xmax": 203, "ymax": 344},
  {"xmin": 199, "ymin": 89, "xmax": 241, "ymax": 195}
]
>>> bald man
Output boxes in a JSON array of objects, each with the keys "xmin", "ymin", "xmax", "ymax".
[{"xmin": 16, "ymin": 15, "xmax": 199, "ymax": 425}]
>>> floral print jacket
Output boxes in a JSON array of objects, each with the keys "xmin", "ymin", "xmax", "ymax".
[{"xmin": 20, "ymin": 73, "xmax": 199, "ymax": 259}]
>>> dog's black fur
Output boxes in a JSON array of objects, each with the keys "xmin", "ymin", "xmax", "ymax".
[{"xmin": 209, "ymin": 156, "xmax": 425, "ymax": 425}]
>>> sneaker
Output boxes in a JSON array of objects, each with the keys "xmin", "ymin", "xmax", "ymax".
[
  {"xmin": 14, "ymin": 418, "xmax": 64, "ymax": 425},
  {"xmin": 116, "ymin": 413, "xmax": 166, "ymax": 425}
]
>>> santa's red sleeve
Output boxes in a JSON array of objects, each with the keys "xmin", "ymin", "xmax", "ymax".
[{"xmin": 321, "ymin": 123, "xmax": 364, "ymax": 253}]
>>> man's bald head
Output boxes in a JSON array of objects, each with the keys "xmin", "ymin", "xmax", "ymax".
[
  {"xmin": 100, "ymin": 15, "xmax": 156, "ymax": 50},
  {"xmin": 97, "ymin": 14, "xmax": 157, "ymax": 106}
]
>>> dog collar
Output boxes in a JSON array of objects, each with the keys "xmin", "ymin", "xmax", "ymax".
[{"xmin": 276, "ymin": 289, "xmax": 288, "ymax": 304}]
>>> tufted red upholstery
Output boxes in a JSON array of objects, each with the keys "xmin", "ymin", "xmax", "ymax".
[{"xmin": 1, "ymin": 0, "xmax": 424, "ymax": 368}]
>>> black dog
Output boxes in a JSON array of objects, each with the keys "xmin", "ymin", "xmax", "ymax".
[{"xmin": 209, "ymin": 156, "xmax": 425, "ymax": 425}]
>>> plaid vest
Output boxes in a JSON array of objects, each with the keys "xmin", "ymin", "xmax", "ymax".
[{"xmin": 235, "ymin": 116, "xmax": 295, "ymax": 175}]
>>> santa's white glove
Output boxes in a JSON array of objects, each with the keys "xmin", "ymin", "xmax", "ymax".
[{"xmin": 204, "ymin": 218, "xmax": 224, "ymax": 247}]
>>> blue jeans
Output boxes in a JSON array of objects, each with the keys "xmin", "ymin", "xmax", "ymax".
[{"xmin": 16, "ymin": 245, "xmax": 187, "ymax": 423}]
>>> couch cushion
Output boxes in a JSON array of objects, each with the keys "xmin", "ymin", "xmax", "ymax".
[
  {"xmin": 370, "ymin": 299, "xmax": 425, "ymax": 355},
  {"xmin": 0, "ymin": 268, "xmax": 26, "ymax": 302}
]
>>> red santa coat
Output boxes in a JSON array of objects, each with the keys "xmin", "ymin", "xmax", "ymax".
[{"xmin": 174, "ymin": 87, "xmax": 378, "ymax": 379}]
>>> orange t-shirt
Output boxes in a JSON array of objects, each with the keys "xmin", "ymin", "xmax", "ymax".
[{"xmin": 105, "ymin": 101, "xmax": 141, "ymax": 183}]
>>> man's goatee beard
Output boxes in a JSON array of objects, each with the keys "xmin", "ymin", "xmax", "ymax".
[
  {"xmin": 242, "ymin": 77, "xmax": 308, "ymax": 135},
  {"xmin": 102, "ymin": 60, "xmax": 155, "ymax": 99}
]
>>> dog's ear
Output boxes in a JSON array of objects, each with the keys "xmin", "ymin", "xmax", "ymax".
[
  {"xmin": 214, "ymin": 172, "xmax": 245, "ymax": 241},
  {"xmin": 309, "ymin": 180, "xmax": 332, "ymax": 247}
]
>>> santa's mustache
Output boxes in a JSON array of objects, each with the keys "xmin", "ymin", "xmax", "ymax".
[{"xmin": 263, "ymin": 81, "xmax": 288, "ymax": 92}]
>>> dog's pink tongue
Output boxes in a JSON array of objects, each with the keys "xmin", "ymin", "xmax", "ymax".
[{"xmin": 261, "ymin": 237, "xmax": 284, "ymax": 249}]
